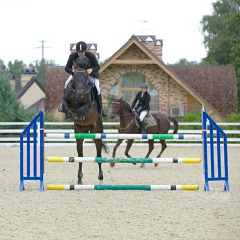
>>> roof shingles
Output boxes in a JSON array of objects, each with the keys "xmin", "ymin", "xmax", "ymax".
[{"xmin": 169, "ymin": 66, "xmax": 238, "ymax": 117}]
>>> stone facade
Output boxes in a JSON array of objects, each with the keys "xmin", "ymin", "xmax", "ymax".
[{"xmin": 100, "ymin": 64, "xmax": 200, "ymax": 116}]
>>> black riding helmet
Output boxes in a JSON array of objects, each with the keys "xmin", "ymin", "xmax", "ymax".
[{"xmin": 76, "ymin": 41, "xmax": 87, "ymax": 53}]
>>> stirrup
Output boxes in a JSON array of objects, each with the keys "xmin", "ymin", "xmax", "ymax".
[
  {"xmin": 58, "ymin": 104, "xmax": 68, "ymax": 113},
  {"xmin": 101, "ymin": 109, "xmax": 108, "ymax": 118},
  {"xmin": 65, "ymin": 112, "xmax": 72, "ymax": 119},
  {"xmin": 58, "ymin": 105, "xmax": 64, "ymax": 112}
]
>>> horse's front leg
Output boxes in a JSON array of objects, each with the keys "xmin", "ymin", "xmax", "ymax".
[
  {"xmin": 111, "ymin": 139, "xmax": 124, "ymax": 168},
  {"xmin": 77, "ymin": 139, "xmax": 84, "ymax": 184},
  {"xmin": 94, "ymin": 139, "xmax": 103, "ymax": 184},
  {"xmin": 154, "ymin": 140, "xmax": 167, "ymax": 167}
]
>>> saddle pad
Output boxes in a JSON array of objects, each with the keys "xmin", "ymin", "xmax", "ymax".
[
  {"xmin": 135, "ymin": 114, "xmax": 157, "ymax": 129},
  {"xmin": 144, "ymin": 114, "xmax": 157, "ymax": 128}
]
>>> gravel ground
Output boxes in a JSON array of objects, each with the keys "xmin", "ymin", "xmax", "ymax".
[{"xmin": 0, "ymin": 144, "xmax": 239, "ymax": 240}]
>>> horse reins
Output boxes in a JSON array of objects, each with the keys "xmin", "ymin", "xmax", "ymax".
[
  {"xmin": 74, "ymin": 69, "xmax": 87, "ymax": 73},
  {"xmin": 112, "ymin": 101, "xmax": 135, "ymax": 132},
  {"xmin": 68, "ymin": 69, "xmax": 90, "ymax": 95}
]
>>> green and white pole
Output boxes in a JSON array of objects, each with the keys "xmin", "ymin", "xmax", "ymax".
[
  {"xmin": 45, "ymin": 157, "xmax": 201, "ymax": 164},
  {"xmin": 47, "ymin": 184, "xmax": 199, "ymax": 191}
]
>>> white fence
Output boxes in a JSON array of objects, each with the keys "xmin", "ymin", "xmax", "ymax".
[{"xmin": 0, "ymin": 121, "xmax": 240, "ymax": 146}]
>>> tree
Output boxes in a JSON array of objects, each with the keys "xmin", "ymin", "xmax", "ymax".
[
  {"xmin": 167, "ymin": 58, "xmax": 201, "ymax": 66},
  {"xmin": 8, "ymin": 60, "xmax": 26, "ymax": 78},
  {"xmin": 200, "ymin": 0, "xmax": 240, "ymax": 110},
  {"xmin": 0, "ymin": 59, "xmax": 6, "ymax": 71},
  {"xmin": 32, "ymin": 59, "xmax": 56, "ymax": 88},
  {"xmin": 0, "ymin": 72, "xmax": 34, "ymax": 122}
]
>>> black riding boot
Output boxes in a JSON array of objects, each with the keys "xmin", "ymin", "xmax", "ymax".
[
  {"xmin": 58, "ymin": 89, "xmax": 72, "ymax": 118},
  {"xmin": 136, "ymin": 116, "xmax": 141, "ymax": 133},
  {"xmin": 96, "ymin": 94, "xmax": 108, "ymax": 118},
  {"xmin": 140, "ymin": 121, "xmax": 146, "ymax": 134}
]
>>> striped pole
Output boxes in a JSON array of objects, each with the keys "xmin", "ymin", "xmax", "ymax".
[
  {"xmin": 46, "ymin": 133, "xmax": 202, "ymax": 140},
  {"xmin": 47, "ymin": 184, "xmax": 199, "ymax": 191},
  {"xmin": 45, "ymin": 157, "xmax": 201, "ymax": 164}
]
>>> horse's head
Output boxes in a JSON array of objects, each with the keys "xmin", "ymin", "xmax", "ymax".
[
  {"xmin": 72, "ymin": 57, "xmax": 91, "ymax": 96},
  {"xmin": 110, "ymin": 97, "xmax": 132, "ymax": 119}
]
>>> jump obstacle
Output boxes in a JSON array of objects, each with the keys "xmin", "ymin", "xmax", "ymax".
[
  {"xmin": 46, "ymin": 133, "xmax": 202, "ymax": 140},
  {"xmin": 46, "ymin": 184, "xmax": 199, "ymax": 191},
  {"xmin": 19, "ymin": 109, "xmax": 230, "ymax": 192},
  {"xmin": 45, "ymin": 157, "xmax": 201, "ymax": 164}
]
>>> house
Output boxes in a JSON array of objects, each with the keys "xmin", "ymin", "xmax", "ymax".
[
  {"xmin": 45, "ymin": 35, "xmax": 238, "ymax": 121},
  {"xmin": 10, "ymin": 68, "xmax": 45, "ymax": 110}
]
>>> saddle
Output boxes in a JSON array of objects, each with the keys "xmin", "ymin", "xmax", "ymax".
[{"xmin": 134, "ymin": 113, "xmax": 157, "ymax": 129}]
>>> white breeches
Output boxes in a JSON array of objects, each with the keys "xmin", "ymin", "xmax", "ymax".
[
  {"xmin": 64, "ymin": 75, "xmax": 100, "ymax": 95},
  {"xmin": 64, "ymin": 75, "xmax": 73, "ymax": 89},
  {"xmin": 88, "ymin": 76, "xmax": 100, "ymax": 95},
  {"xmin": 139, "ymin": 110, "xmax": 148, "ymax": 121}
]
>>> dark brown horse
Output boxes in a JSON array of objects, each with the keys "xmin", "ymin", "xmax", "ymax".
[
  {"xmin": 110, "ymin": 97, "xmax": 178, "ymax": 168},
  {"xmin": 63, "ymin": 57, "xmax": 108, "ymax": 184}
]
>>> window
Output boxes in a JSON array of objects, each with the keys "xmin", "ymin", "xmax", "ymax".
[{"xmin": 108, "ymin": 73, "xmax": 159, "ymax": 113}]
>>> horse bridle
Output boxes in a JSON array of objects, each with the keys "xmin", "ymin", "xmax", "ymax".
[
  {"xmin": 112, "ymin": 101, "xmax": 135, "ymax": 132},
  {"xmin": 111, "ymin": 101, "xmax": 133, "ymax": 117},
  {"xmin": 68, "ymin": 68, "xmax": 91, "ymax": 96}
]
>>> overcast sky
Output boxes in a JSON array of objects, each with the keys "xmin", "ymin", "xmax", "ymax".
[{"xmin": 0, "ymin": 0, "xmax": 216, "ymax": 66}]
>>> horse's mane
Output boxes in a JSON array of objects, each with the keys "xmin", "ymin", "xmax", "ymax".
[{"xmin": 115, "ymin": 98, "xmax": 132, "ymax": 113}]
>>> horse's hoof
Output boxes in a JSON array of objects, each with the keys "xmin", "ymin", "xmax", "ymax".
[
  {"xmin": 140, "ymin": 163, "xmax": 146, "ymax": 168},
  {"xmin": 78, "ymin": 180, "xmax": 83, "ymax": 185},
  {"xmin": 154, "ymin": 163, "xmax": 159, "ymax": 167},
  {"xmin": 110, "ymin": 163, "xmax": 115, "ymax": 168}
]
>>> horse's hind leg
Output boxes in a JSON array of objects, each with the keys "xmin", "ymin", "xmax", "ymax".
[
  {"xmin": 76, "ymin": 139, "xmax": 84, "ymax": 184},
  {"xmin": 125, "ymin": 139, "xmax": 134, "ymax": 159},
  {"xmin": 155, "ymin": 140, "xmax": 167, "ymax": 167},
  {"xmin": 111, "ymin": 139, "xmax": 124, "ymax": 168},
  {"xmin": 94, "ymin": 139, "xmax": 103, "ymax": 184},
  {"xmin": 141, "ymin": 140, "xmax": 154, "ymax": 168}
]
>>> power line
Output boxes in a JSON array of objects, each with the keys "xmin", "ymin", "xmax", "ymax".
[
  {"xmin": 131, "ymin": 20, "xmax": 149, "ymax": 34},
  {"xmin": 35, "ymin": 40, "xmax": 50, "ymax": 61}
]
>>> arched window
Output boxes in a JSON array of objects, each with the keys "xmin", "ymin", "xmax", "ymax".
[{"xmin": 108, "ymin": 72, "xmax": 159, "ymax": 113}]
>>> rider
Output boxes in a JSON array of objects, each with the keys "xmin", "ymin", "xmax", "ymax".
[
  {"xmin": 58, "ymin": 41, "xmax": 108, "ymax": 118},
  {"xmin": 131, "ymin": 83, "xmax": 151, "ymax": 134}
]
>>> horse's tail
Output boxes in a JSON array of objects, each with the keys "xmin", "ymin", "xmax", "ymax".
[
  {"xmin": 101, "ymin": 140, "xmax": 109, "ymax": 154},
  {"xmin": 167, "ymin": 116, "xmax": 179, "ymax": 134}
]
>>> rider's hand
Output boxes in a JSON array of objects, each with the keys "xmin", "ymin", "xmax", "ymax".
[
  {"xmin": 87, "ymin": 68, "xmax": 93, "ymax": 74},
  {"xmin": 132, "ymin": 108, "xmax": 135, "ymax": 112}
]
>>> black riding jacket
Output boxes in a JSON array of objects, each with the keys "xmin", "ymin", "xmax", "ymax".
[
  {"xmin": 65, "ymin": 52, "xmax": 100, "ymax": 79},
  {"xmin": 131, "ymin": 91, "xmax": 151, "ymax": 111}
]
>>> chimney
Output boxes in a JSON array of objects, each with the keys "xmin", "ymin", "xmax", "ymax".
[
  {"xmin": 15, "ymin": 77, "xmax": 21, "ymax": 91},
  {"xmin": 136, "ymin": 35, "xmax": 163, "ymax": 60}
]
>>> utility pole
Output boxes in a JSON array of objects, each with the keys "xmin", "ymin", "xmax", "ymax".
[
  {"xmin": 36, "ymin": 40, "xmax": 50, "ymax": 61},
  {"xmin": 132, "ymin": 20, "xmax": 149, "ymax": 34}
]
